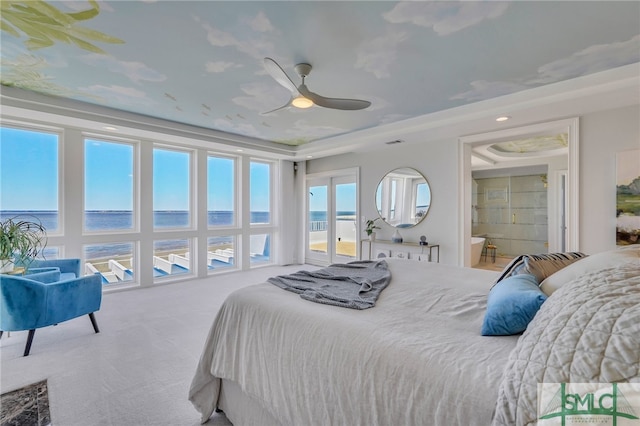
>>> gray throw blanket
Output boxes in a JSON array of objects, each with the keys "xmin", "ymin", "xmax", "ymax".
[{"xmin": 268, "ymin": 260, "xmax": 391, "ymax": 309}]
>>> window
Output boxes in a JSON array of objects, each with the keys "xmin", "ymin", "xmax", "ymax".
[
  {"xmin": 85, "ymin": 139, "xmax": 134, "ymax": 232},
  {"xmin": 249, "ymin": 233, "xmax": 270, "ymax": 265},
  {"xmin": 308, "ymin": 185, "xmax": 328, "ymax": 254},
  {"xmin": 207, "ymin": 236, "xmax": 236, "ymax": 270},
  {"xmin": 153, "ymin": 239, "xmax": 190, "ymax": 277},
  {"xmin": 84, "ymin": 242, "xmax": 135, "ymax": 285},
  {"xmin": 414, "ymin": 182, "xmax": 430, "ymax": 219},
  {"xmin": 208, "ymin": 155, "xmax": 235, "ymax": 227},
  {"xmin": 2, "ymin": 121, "xmax": 280, "ymax": 287},
  {"xmin": 0, "ymin": 126, "xmax": 59, "ymax": 232},
  {"xmin": 250, "ymin": 161, "xmax": 270, "ymax": 225},
  {"xmin": 153, "ymin": 148, "xmax": 191, "ymax": 229}
]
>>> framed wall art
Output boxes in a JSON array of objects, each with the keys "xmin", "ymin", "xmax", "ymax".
[{"xmin": 616, "ymin": 149, "xmax": 640, "ymax": 245}]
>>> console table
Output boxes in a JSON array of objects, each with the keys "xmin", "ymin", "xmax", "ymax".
[{"xmin": 361, "ymin": 239, "xmax": 440, "ymax": 262}]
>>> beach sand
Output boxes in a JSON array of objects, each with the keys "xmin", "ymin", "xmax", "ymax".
[{"xmin": 86, "ymin": 244, "xmax": 233, "ymax": 273}]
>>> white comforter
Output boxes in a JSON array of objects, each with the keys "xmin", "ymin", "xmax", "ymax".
[
  {"xmin": 493, "ymin": 257, "xmax": 640, "ymax": 425},
  {"xmin": 189, "ymin": 260, "xmax": 519, "ymax": 425}
]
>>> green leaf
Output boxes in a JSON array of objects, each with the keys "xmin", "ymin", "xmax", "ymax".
[
  {"xmin": 25, "ymin": 36, "xmax": 54, "ymax": 50},
  {"xmin": 2, "ymin": 0, "xmax": 124, "ymax": 54},
  {"xmin": 24, "ymin": 1, "xmax": 77, "ymax": 27},
  {"xmin": 0, "ymin": 20, "xmax": 20, "ymax": 37},
  {"xmin": 67, "ymin": 34, "xmax": 106, "ymax": 54},
  {"xmin": 72, "ymin": 25, "xmax": 125, "ymax": 45},
  {"xmin": 2, "ymin": 14, "xmax": 55, "ymax": 48},
  {"xmin": 67, "ymin": 0, "xmax": 99, "ymax": 21}
]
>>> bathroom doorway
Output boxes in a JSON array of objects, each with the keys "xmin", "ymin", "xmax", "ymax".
[{"xmin": 458, "ymin": 118, "xmax": 579, "ymax": 268}]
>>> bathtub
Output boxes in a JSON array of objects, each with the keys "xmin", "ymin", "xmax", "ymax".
[{"xmin": 470, "ymin": 237, "xmax": 485, "ymax": 266}]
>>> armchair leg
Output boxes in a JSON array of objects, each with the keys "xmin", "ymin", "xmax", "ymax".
[
  {"xmin": 24, "ymin": 329, "xmax": 35, "ymax": 356},
  {"xmin": 89, "ymin": 313, "xmax": 100, "ymax": 334}
]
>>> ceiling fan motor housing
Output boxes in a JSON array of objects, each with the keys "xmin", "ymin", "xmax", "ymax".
[{"xmin": 295, "ymin": 63, "xmax": 312, "ymax": 78}]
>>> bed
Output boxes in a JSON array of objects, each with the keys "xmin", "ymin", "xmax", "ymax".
[{"xmin": 189, "ymin": 247, "xmax": 640, "ymax": 425}]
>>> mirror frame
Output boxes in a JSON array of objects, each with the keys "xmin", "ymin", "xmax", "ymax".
[{"xmin": 375, "ymin": 167, "xmax": 431, "ymax": 228}]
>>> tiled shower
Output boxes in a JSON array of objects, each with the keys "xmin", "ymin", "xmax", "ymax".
[{"xmin": 472, "ymin": 173, "xmax": 548, "ymax": 257}]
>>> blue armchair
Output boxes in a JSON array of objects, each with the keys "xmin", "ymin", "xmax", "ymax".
[{"xmin": 0, "ymin": 258, "xmax": 102, "ymax": 356}]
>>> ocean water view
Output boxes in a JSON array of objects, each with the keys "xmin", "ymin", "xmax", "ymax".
[
  {"xmin": 1, "ymin": 210, "xmax": 354, "ymax": 230},
  {"xmin": 0, "ymin": 210, "xmax": 271, "ymax": 230},
  {"xmin": 0, "ymin": 210, "xmax": 268, "ymax": 259},
  {"xmin": 0, "ymin": 210, "xmax": 353, "ymax": 260}
]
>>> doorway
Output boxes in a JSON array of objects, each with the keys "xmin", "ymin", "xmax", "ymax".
[
  {"xmin": 306, "ymin": 169, "xmax": 358, "ymax": 265},
  {"xmin": 459, "ymin": 118, "xmax": 579, "ymax": 267}
]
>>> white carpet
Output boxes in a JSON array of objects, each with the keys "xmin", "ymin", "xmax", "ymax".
[{"xmin": 0, "ymin": 264, "xmax": 314, "ymax": 426}]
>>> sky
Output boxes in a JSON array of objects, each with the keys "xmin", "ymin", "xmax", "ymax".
[
  {"xmin": 0, "ymin": 127, "xmax": 270, "ymax": 212},
  {"xmin": 616, "ymin": 149, "xmax": 640, "ymax": 186},
  {"xmin": 309, "ymin": 183, "xmax": 356, "ymax": 213}
]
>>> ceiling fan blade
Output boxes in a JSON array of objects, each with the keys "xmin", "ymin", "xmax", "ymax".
[
  {"xmin": 298, "ymin": 84, "xmax": 370, "ymax": 110},
  {"xmin": 261, "ymin": 98, "xmax": 293, "ymax": 115},
  {"xmin": 264, "ymin": 58, "xmax": 299, "ymax": 95}
]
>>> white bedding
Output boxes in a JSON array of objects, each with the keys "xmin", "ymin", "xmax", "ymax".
[
  {"xmin": 189, "ymin": 259, "xmax": 519, "ymax": 425},
  {"xmin": 189, "ymin": 259, "xmax": 517, "ymax": 426},
  {"xmin": 493, "ymin": 252, "xmax": 640, "ymax": 425}
]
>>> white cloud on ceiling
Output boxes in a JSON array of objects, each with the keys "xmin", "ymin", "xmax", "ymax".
[
  {"xmin": 531, "ymin": 34, "xmax": 640, "ymax": 84},
  {"xmin": 206, "ymin": 61, "xmax": 242, "ymax": 73},
  {"xmin": 450, "ymin": 80, "xmax": 527, "ymax": 102},
  {"xmin": 232, "ymin": 81, "xmax": 289, "ymax": 112},
  {"xmin": 285, "ymin": 119, "xmax": 349, "ymax": 139},
  {"xmin": 80, "ymin": 54, "xmax": 166, "ymax": 84},
  {"xmin": 355, "ymin": 29, "xmax": 408, "ymax": 79},
  {"xmin": 383, "ymin": 1, "xmax": 509, "ymax": 35},
  {"xmin": 212, "ymin": 118, "xmax": 262, "ymax": 139},
  {"xmin": 196, "ymin": 15, "xmax": 276, "ymax": 60},
  {"xmin": 79, "ymin": 84, "xmax": 152, "ymax": 105},
  {"xmin": 247, "ymin": 11, "xmax": 274, "ymax": 33},
  {"xmin": 452, "ymin": 34, "xmax": 640, "ymax": 101}
]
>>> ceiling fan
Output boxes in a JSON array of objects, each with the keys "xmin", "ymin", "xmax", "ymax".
[{"xmin": 262, "ymin": 57, "xmax": 371, "ymax": 114}]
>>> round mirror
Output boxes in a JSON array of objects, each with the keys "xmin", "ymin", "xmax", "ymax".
[{"xmin": 375, "ymin": 167, "xmax": 431, "ymax": 228}]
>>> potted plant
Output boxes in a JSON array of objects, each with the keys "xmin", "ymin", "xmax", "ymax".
[
  {"xmin": 365, "ymin": 217, "xmax": 381, "ymax": 241},
  {"xmin": 0, "ymin": 216, "xmax": 48, "ymax": 273}
]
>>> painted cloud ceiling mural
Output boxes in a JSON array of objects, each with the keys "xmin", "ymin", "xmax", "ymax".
[{"xmin": 1, "ymin": 1, "xmax": 639, "ymax": 146}]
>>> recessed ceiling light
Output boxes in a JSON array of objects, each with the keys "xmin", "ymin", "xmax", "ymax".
[
  {"xmin": 103, "ymin": 126, "xmax": 118, "ymax": 131},
  {"xmin": 236, "ymin": 149, "xmax": 243, "ymax": 152},
  {"xmin": 495, "ymin": 116, "xmax": 511, "ymax": 122},
  {"xmin": 306, "ymin": 155, "xmax": 313, "ymax": 159}
]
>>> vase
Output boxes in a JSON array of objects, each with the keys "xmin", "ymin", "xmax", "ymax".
[
  {"xmin": 369, "ymin": 232, "xmax": 376, "ymax": 242},
  {"xmin": 391, "ymin": 229, "xmax": 403, "ymax": 243}
]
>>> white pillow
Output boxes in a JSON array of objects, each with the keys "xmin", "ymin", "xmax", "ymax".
[{"xmin": 540, "ymin": 246, "xmax": 640, "ymax": 295}]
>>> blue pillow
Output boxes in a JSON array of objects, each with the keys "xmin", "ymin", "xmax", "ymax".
[{"xmin": 481, "ymin": 274, "xmax": 547, "ymax": 336}]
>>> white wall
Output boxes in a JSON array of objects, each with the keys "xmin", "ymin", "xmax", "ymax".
[
  {"xmin": 306, "ymin": 104, "xmax": 640, "ymax": 263},
  {"xmin": 580, "ymin": 105, "xmax": 640, "ymax": 253},
  {"xmin": 307, "ymin": 139, "xmax": 459, "ymax": 265}
]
